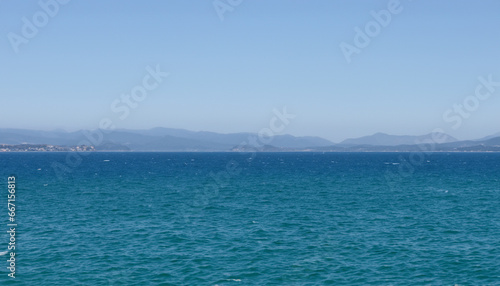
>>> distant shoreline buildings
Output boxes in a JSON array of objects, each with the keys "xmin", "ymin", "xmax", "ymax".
[{"xmin": 0, "ymin": 144, "xmax": 95, "ymax": 152}]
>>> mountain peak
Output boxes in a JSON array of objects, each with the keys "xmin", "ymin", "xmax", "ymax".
[{"xmin": 339, "ymin": 132, "xmax": 457, "ymax": 146}]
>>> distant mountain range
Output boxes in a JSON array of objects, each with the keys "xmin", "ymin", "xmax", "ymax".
[
  {"xmin": 0, "ymin": 128, "xmax": 499, "ymax": 152},
  {"xmin": 0, "ymin": 128, "xmax": 333, "ymax": 151},
  {"xmin": 338, "ymin": 132, "xmax": 458, "ymax": 146}
]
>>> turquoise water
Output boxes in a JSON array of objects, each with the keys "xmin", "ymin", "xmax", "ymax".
[{"xmin": 0, "ymin": 152, "xmax": 499, "ymax": 285}]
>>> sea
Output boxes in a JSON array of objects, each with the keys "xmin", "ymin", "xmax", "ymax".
[{"xmin": 0, "ymin": 152, "xmax": 499, "ymax": 285}]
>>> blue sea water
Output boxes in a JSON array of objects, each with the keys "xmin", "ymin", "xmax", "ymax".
[{"xmin": 0, "ymin": 152, "xmax": 499, "ymax": 285}]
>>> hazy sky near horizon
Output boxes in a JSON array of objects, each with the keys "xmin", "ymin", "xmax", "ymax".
[{"xmin": 1, "ymin": 0, "xmax": 500, "ymax": 142}]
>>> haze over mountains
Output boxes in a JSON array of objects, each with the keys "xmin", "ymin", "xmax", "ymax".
[
  {"xmin": 0, "ymin": 128, "xmax": 332, "ymax": 151},
  {"xmin": 0, "ymin": 128, "xmax": 499, "ymax": 152},
  {"xmin": 338, "ymin": 132, "xmax": 458, "ymax": 146}
]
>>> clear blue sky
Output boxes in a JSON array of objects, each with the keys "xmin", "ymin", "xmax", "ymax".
[{"xmin": 1, "ymin": 0, "xmax": 500, "ymax": 142}]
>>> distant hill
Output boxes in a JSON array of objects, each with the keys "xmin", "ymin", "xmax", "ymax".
[
  {"xmin": 317, "ymin": 134, "xmax": 500, "ymax": 152},
  {"xmin": 475, "ymin": 132, "xmax": 500, "ymax": 141},
  {"xmin": 339, "ymin": 132, "xmax": 458, "ymax": 146}
]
